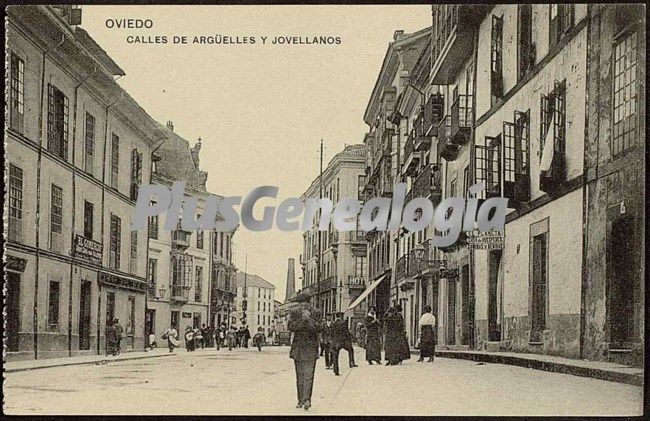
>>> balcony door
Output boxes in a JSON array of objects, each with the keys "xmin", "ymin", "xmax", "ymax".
[{"xmin": 607, "ymin": 214, "xmax": 635, "ymax": 347}]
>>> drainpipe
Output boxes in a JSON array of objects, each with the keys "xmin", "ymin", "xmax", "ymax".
[
  {"xmin": 34, "ymin": 34, "xmax": 65, "ymax": 360},
  {"xmin": 68, "ymin": 64, "xmax": 98, "ymax": 356},
  {"xmin": 96, "ymin": 84, "xmax": 124, "ymax": 355},
  {"xmin": 468, "ymin": 28, "xmax": 480, "ymax": 350}
]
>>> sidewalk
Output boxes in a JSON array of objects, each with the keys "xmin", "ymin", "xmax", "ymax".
[
  {"xmin": 4, "ymin": 347, "xmax": 178, "ymax": 373},
  {"xmin": 414, "ymin": 349, "xmax": 643, "ymax": 386}
]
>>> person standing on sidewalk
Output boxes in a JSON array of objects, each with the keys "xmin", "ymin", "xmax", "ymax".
[
  {"xmin": 417, "ymin": 305, "xmax": 436, "ymax": 362},
  {"xmin": 319, "ymin": 314, "xmax": 333, "ymax": 369},
  {"xmin": 288, "ymin": 293, "xmax": 322, "ymax": 411},
  {"xmin": 113, "ymin": 318, "xmax": 124, "ymax": 355},
  {"xmin": 105, "ymin": 320, "xmax": 118, "ymax": 356},
  {"xmin": 241, "ymin": 326, "xmax": 251, "ymax": 348},
  {"xmin": 364, "ymin": 307, "xmax": 382, "ymax": 365},
  {"xmin": 330, "ymin": 312, "xmax": 358, "ymax": 376},
  {"xmin": 162, "ymin": 325, "xmax": 180, "ymax": 353},
  {"xmin": 253, "ymin": 327, "xmax": 266, "ymax": 351},
  {"xmin": 185, "ymin": 326, "xmax": 195, "ymax": 351},
  {"xmin": 226, "ymin": 325, "xmax": 237, "ymax": 350},
  {"xmin": 393, "ymin": 305, "xmax": 411, "ymax": 364}
]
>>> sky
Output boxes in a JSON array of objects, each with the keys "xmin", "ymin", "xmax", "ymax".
[{"xmin": 82, "ymin": 5, "xmax": 432, "ymax": 300}]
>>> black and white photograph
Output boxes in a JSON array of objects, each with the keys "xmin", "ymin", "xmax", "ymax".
[{"xmin": 2, "ymin": 3, "xmax": 646, "ymax": 416}]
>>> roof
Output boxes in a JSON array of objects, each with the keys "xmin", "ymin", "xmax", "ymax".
[
  {"xmin": 153, "ymin": 123, "xmax": 207, "ymax": 192},
  {"xmin": 235, "ymin": 272, "xmax": 276, "ymax": 290},
  {"xmin": 300, "ymin": 143, "xmax": 366, "ymax": 199}
]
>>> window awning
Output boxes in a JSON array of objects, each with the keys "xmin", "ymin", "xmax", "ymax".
[{"xmin": 345, "ymin": 273, "xmax": 388, "ymax": 313}]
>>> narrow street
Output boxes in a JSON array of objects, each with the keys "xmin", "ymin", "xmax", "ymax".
[{"xmin": 3, "ymin": 347, "xmax": 642, "ymax": 416}]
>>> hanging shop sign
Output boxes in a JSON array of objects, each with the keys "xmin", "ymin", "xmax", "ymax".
[{"xmin": 73, "ymin": 234, "xmax": 103, "ymax": 264}]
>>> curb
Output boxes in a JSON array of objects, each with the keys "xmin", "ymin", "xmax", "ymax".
[
  {"xmin": 4, "ymin": 352, "xmax": 178, "ymax": 374},
  {"xmin": 413, "ymin": 349, "xmax": 643, "ymax": 386}
]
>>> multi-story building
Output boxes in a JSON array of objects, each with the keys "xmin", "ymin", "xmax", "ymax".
[
  {"xmin": 361, "ymin": 28, "xmax": 431, "ymax": 319},
  {"xmin": 299, "ymin": 144, "xmax": 368, "ymax": 328},
  {"xmin": 5, "ymin": 5, "xmax": 165, "ymax": 360},
  {"xmin": 210, "ymin": 227, "xmax": 238, "ymax": 328},
  {"xmin": 582, "ymin": 4, "xmax": 645, "ymax": 365},
  {"xmin": 145, "ymin": 121, "xmax": 237, "ymax": 340},
  {"xmin": 233, "ymin": 272, "xmax": 275, "ymax": 336}
]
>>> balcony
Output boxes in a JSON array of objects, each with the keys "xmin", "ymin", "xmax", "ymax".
[
  {"xmin": 329, "ymin": 231, "xmax": 339, "ymax": 245},
  {"xmin": 395, "ymin": 255, "xmax": 409, "ymax": 281},
  {"xmin": 171, "ymin": 229, "xmax": 191, "ymax": 249},
  {"xmin": 450, "ymin": 94, "xmax": 473, "ymax": 145},
  {"xmin": 170, "ymin": 284, "xmax": 190, "ymax": 303},
  {"xmin": 402, "ymin": 134, "xmax": 421, "ymax": 177},
  {"xmin": 413, "ymin": 113, "xmax": 432, "ymax": 151},
  {"xmin": 407, "ymin": 163, "xmax": 442, "ymax": 204},
  {"xmin": 431, "ymin": 5, "xmax": 490, "ymax": 84},
  {"xmin": 424, "ymin": 93, "xmax": 445, "ymax": 136},
  {"xmin": 437, "ymin": 116, "xmax": 458, "ymax": 161}
]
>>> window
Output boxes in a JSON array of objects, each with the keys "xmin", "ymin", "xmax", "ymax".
[
  {"xmin": 549, "ymin": 4, "xmax": 574, "ymax": 48},
  {"xmin": 48, "ymin": 281, "xmax": 60, "ymax": 327},
  {"xmin": 148, "ymin": 258, "xmax": 157, "ymax": 295},
  {"xmin": 127, "ymin": 296, "xmax": 136, "ymax": 337},
  {"xmin": 51, "ymin": 184, "xmax": 63, "ymax": 234},
  {"xmin": 47, "ymin": 84, "xmax": 69, "ymax": 160},
  {"xmin": 85, "ymin": 113, "xmax": 95, "ymax": 174},
  {"xmin": 530, "ymin": 231, "xmax": 548, "ymax": 341},
  {"xmin": 130, "ymin": 230, "xmax": 138, "ymax": 272},
  {"xmin": 148, "ymin": 201, "xmax": 159, "ymax": 239},
  {"xmin": 10, "ymin": 53, "xmax": 25, "ymax": 133},
  {"xmin": 109, "ymin": 214, "xmax": 121, "ymax": 269},
  {"xmin": 491, "ymin": 15, "xmax": 504, "ymax": 104},
  {"xmin": 195, "ymin": 266, "xmax": 203, "ymax": 302},
  {"xmin": 540, "ymin": 81, "xmax": 566, "ymax": 162},
  {"xmin": 130, "ymin": 149, "xmax": 142, "ymax": 200},
  {"xmin": 111, "ymin": 133, "xmax": 119, "ymax": 189},
  {"xmin": 196, "ymin": 217, "xmax": 204, "ymax": 249},
  {"xmin": 517, "ymin": 4, "xmax": 534, "ymax": 80},
  {"xmin": 8, "ymin": 164, "xmax": 23, "ymax": 242},
  {"xmin": 84, "ymin": 200, "xmax": 94, "ymax": 239},
  {"xmin": 219, "ymin": 232, "xmax": 224, "ymax": 258},
  {"xmin": 257, "ymin": 301, "xmax": 260, "ymax": 311},
  {"xmin": 612, "ymin": 31, "xmax": 638, "ymax": 156},
  {"xmin": 355, "ymin": 256, "xmax": 365, "ymax": 277}
]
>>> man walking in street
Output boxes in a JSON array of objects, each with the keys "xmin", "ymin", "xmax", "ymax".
[
  {"xmin": 113, "ymin": 318, "xmax": 123, "ymax": 355},
  {"xmin": 330, "ymin": 312, "xmax": 358, "ymax": 376},
  {"xmin": 288, "ymin": 293, "xmax": 322, "ymax": 411},
  {"xmin": 320, "ymin": 314, "xmax": 333, "ymax": 369}
]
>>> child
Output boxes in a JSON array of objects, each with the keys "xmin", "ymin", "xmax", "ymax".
[{"xmin": 148, "ymin": 331, "xmax": 157, "ymax": 350}]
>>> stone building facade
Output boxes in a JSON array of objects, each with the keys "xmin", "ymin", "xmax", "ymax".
[{"xmin": 232, "ymin": 272, "xmax": 275, "ymax": 336}]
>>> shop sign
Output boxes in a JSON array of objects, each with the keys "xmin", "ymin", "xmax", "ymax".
[
  {"xmin": 182, "ymin": 312, "xmax": 192, "ymax": 318},
  {"xmin": 467, "ymin": 229, "xmax": 504, "ymax": 250},
  {"xmin": 6, "ymin": 255, "xmax": 27, "ymax": 272},
  {"xmin": 73, "ymin": 234, "xmax": 103, "ymax": 264},
  {"xmin": 99, "ymin": 272, "xmax": 147, "ymax": 292}
]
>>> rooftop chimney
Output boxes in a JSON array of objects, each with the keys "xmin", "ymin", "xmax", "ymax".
[
  {"xmin": 190, "ymin": 137, "xmax": 202, "ymax": 168},
  {"xmin": 166, "ymin": 121, "xmax": 174, "ymax": 131},
  {"xmin": 393, "ymin": 30, "xmax": 405, "ymax": 41},
  {"xmin": 285, "ymin": 258, "xmax": 296, "ymax": 302}
]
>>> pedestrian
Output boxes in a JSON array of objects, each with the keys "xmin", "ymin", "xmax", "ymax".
[
  {"xmin": 242, "ymin": 325, "xmax": 251, "ymax": 348},
  {"xmin": 364, "ymin": 306, "xmax": 382, "ymax": 365},
  {"xmin": 207, "ymin": 325, "xmax": 215, "ymax": 348},
  {"xmin": 218, "ymin": 323, "xmax": 227, "ymax": 349},
  {"xmin": 105, "ymin": 319, "xmax": 118, "ymax": 356},
  {"xmin": 114, "ymin": 318, "xmax": 123, "ymax": 355},
  {"xmin": 383, "ymin": 307, "xmax": 407, "ymax": 365},
  {"xmin": 417, "ymin": 305, "xmax": 436, "ymax": 363},
  {"xmin": 253, "ymin": 327, "xmax": 266, "ymax": 351},
  {"xmin": 185, "ymin": 326, "xmax": 195, "ymax": 351},
  {"xmin": 235, "ymin": 327, "xmax": 242, "ymax": 348},
  {"xmin": 320, "ymin": 314, "xmax": 333, "ymax": 369},
  {"xmin": 200, "ymin": 323, "xmax": 208, "ymax": 349},
  {"xmin": 148, "ymin": 331, "xmax": 157, "ymax": 350},
  {"xmin": 357, "ymin": 323, "xmax": 366, "ymax": 349},
  {"xmin": 288, "ymin": 292, "xmax": 322, "ymax": 411},
  {"xmin": 330, "ymin": 312, "xmax": 358, "ymax": 376},
  {"xmin": 162, "ymin": 325, "xmax": 180, "ymax": 353},
  {"xmin": 194, "ymin": 326, "xmax": 203, "ymax": 349},
  {"xmin": 393, "ymin": 304, "xmax": 411, "ymax": 363},
  {"xmin": 226, "ymin": 325, "xmax": 237, "ymax": 350}
]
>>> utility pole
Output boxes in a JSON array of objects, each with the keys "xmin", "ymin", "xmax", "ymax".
[
  {"xmin": 317, "ymin": 139, "xmax": 323, "ymax": 315},
  {"xmin": 243, "ymin": 253, "xmax": 248, "ymax": 326}
]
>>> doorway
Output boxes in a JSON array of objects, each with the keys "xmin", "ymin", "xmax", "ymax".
[
  {"xmin": 79, "ymin": 281, "xmax": 92, "ymax": 350},
  {"xmin": 461, "ymin": 264, "xmax": 471, "ymax": 345},
  {"xmin": 171, "ymin": 310, "xmax": 180, "ymax": 330},
  {"xmin": 6, "ymin": 272, "xmax": 21, "ymax": 352},
  {"xmin": 488, "ymin": 250, "xmax": 503, "ymax": 341},
  {"xmin": 447, "ymin": 280, "xmax": 456, "ymax": 345},
  {"xmin": 146, "ymin": 309, "xmax": 156, "ymax": 337},
  {"xmin": 608, "ymin": 215, "xmax": 635, "ymax": 347},
  {"xmin": 106, "ymin": 291, "xmax": 116, "ymax": 325}
]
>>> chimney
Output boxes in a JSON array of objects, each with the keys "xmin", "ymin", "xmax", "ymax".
[
  {"xmin": 166, "ymin": 121, "xmax": 174, "ymax": 131},
  {"xmin": 285, "ymin": 258, "xmax": 296, "ymax": 302},
  {"xmin": 393, "ymin": 30, "xmax": 405, "ymax": 41},
  {"xmin": 190, "ymin": 137, "xmax": 202, "ymax": 168}
]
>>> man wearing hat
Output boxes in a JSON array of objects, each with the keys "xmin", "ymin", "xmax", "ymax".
[
  {"xmin": 288, "ymin": 292, "xmax": 322, "ymax": 411},
  {"xmin": 329, "ymin": 311, "xmax": 358, "ymax": 376}
]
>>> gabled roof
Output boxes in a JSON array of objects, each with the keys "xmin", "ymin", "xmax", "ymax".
[{"xmin": 235, "ymin": 272, "xmax": 276, "ymax": 290}]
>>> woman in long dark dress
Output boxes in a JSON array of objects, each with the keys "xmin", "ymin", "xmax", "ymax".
[
  {"xmin": 417, "ymin": 305, "xmax": 436, "ymax": 362},
  {"xmin": 363, "ymin": 307, "xmax": 382, "ymax": 365},
  {"xmin": 383, "ymin": 307, "xmax": 404, "ymax": 365},
  {"xmin": 393, "ymin": 305, "xmax": 411, "ymax": 363}
]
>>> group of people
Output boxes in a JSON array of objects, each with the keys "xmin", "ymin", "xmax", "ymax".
[
  {"xmin": 318, "ymin": 312, "xmax": 358, "ymax": 375},
  {"xmin": 105, "ymin": 318, "xmax": 124, "ymax": 356},
  {"xmin": 153, "ymin": 323, "xmax": 266, "ymax": 353}
]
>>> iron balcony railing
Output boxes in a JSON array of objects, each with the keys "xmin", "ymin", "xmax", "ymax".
[
  {"xmin": 437, "ymin": 115, "xmax": 458, "ymax": 161},
  {"xmin": 450, "ymin": 94, "xmax": 473, "ymax": 145}
]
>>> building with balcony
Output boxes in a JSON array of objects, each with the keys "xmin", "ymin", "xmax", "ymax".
[
  {"xmin": 299, "ymin": 144, "xmax": 367, "ymax": 328},
  {"xmin": 5, "ymin": 5, "xmax": 166, "ymax": 360},
  {"xmin": 232, "ymin": 272, "xmax": 275, "ymax": 337},
  {"xmin": 362, "ymin": 28, "xmax": 432, "ymax": 319},
  {"xmin": 145, "ymin": 121, "xmax": 237, "ymax": 342}
]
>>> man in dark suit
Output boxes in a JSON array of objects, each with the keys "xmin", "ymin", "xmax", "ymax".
[
  {"xmin": 330, "ymin": 312, "xmax": 358, "ymax": 376},
  {"xmin": 320, "ymin": 314, "xmax": 333, "ymax": 369},
  {"xmin": 288, "ymin": 293, "xmax": 322, "ymax": 411}
]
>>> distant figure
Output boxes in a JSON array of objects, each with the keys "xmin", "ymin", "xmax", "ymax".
[
  {"xmin": 206, "ymin": 325, "xmax": 215, "ymax": 348},
  {"xmin": 330, "ymin": 312, "xmax": 357, "ymax": 376},
  {"xmin": 226, "ymin": 325, "xmax": 237, "ymax": 350},
  {"xmin": 105, "ymin": 320, "xmax": 118, "ymax": 356},
  {"xmin": 418, "ymin": 305, "xmax": 436, "ymax": 363},
  {"xmin": 162, "ymin": 325, "xmax": 180, "ymax": 353},
  {"xmin": 241, "ymin": 326, "xmax": 251, "ymax": 348},
  {"xmin": 185, "ymin": 326, "xmax": 195, "ymax": 351},
  {"xmin": 193, "ymin": 326, "xmax": 202, "ymax": 349},
  {"xmin": 364, "ymin": 307, "xmax": 382, "ymax": 365},
  {"xmin": 288, "ymin": 293, "xmax": 322, "ymax": 411},
  {"xmin": 253, "ymin": 327, "xmax": 266, "ymax": 351},
  {"xmin": 200, "ymin": 323, "xmax": 208, "ymax": 348},
  {"xmin": 320, "ymin": 314, "xmax": 333, "ymax": 369},
  {"xmin": 113, "ymin": 318, "xmax": 124, "ymax": 354},
  {"xmin": 148, "ymin": 331, "xmax": 157, "ymax": 350},
  {"xmin": 236, "ymin": 327, "xmax": 242, "ymax": 348},
  {"xmin": 357, "ymin": 323, "xmax": 366, "ymax": 349}
]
